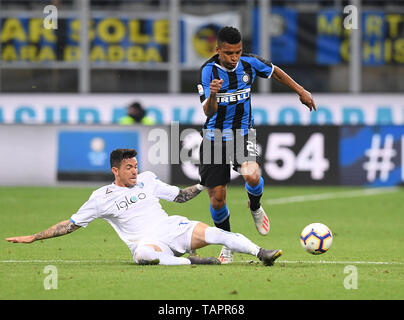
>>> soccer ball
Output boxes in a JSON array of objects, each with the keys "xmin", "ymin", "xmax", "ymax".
[{"xmin": 300, "ymin": 223, "xmax": 333, "ymax": 255}]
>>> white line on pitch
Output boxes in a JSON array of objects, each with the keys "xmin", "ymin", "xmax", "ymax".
[
  {"xmin": 233, "ymin": 260, "xmax": 404, "ymax": 266},
  {"xmin": 0, "ymin": 260, "xmax": 132, "ymax": 264},
  {"xmin": 1, "ymin": 259, "xmax": 403, "ymax": 266},
  {"xmin": 254, "ymin": 187, "xmax": 399, "ymax": 205},
  {"xmin": 278, "ymin": 260, "xmax": 404, "ymax": 265}
]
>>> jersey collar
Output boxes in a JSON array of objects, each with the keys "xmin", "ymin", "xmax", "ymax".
[{"xmin": 214, "ymin": 61, "xmax": 239, "ymax": 72}]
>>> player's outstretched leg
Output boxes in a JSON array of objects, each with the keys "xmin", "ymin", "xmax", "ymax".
[
  {"xmin": 203, "ymin": 227, "xmax": 282, "ymax": 266},
  {"xmin": 134, "ymin": 245, "xmax": 190, "ymax": 265},
  {"xmin": 187, "ymin": 255, "xmax": 221, "ymax": 265},
  {"xmin": 134, "ymin": 244, "xmax": 220, "ymax": 266},
  {"xmin": 257, "ymin": 248, "xmax": 283, "ymax": 266}
]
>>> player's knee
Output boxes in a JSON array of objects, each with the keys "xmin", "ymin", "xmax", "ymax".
[
  {"xmin": 133, "ymin": 245, "xmax": 158, "ymax": 264},
  {"xmin": 210, "ymin": 192, "xmax": 226, "ymax": 210},
  {"xmin": 211, "ymin": 198, "xmax": 226, "ymax": 210},
  {"xmin": 241, "ymin": 163, "xmax": 260, "ymax": 185},
  {"xmin": 243, "ymin": 171, "xmax": 260, "ymax": 186}
]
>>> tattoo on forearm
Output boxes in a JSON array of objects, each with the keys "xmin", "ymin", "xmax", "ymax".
[
  {"xmin": 33, "ymin": 220, "xmax": 79, "ymax": 241},
  {"xmin": 174, "ymin": 185, "xmax": 202, "ymax": 203}
]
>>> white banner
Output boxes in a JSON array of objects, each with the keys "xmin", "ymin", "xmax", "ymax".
[
  {"xmin": 181, "ymin": 13, "xmax": 241, "ymax": 68},
  {"xmin": 0, "ymin": 94, "xmax": 403, "ymax": 125}
]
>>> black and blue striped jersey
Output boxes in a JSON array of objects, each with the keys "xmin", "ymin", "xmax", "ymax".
[{"xmin": 198, "ymin": 53, "xmax": 274, "ymax": 140}]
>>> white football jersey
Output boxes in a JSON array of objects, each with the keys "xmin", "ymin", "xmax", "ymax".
[{"xmin": 70, "ymin": 171, "xmax": 180, "ymax": 250}]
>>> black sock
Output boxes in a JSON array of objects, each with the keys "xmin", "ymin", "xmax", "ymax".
[
  {"xmin": 214, "ymin": 216, "xmax": 231, "ymax": 232},
  {"xmin": 248, "ymin": 192, "xmax": 262, "ymax": 211}
]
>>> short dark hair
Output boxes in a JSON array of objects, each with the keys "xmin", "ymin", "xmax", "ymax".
[
  {"xmin": 217, "ymin": 26, "xmax": 241, "ymax": 45},
  {"xmin": 110, "ymin": 148, "xmax": 137, "ymax": 168},
  {"xmin": 128, "ymin": 102, "xmax": 143, "ymax": 111}
]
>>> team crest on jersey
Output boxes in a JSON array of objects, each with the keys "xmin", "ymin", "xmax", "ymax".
[{"xmin": 242, "ymin": 73, "xmax": 250, "ymax": 84}]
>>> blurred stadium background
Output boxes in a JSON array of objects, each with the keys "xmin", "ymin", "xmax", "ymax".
[{"xmin": 0, "ymin": 0, "xmax": 403, "ymax": 188}]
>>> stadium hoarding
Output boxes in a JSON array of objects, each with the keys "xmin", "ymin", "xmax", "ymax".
[
  {"xmin": 1, "ymin": 124, "xmax": 403, "ymax": 186},
  {"xmin": 0, "ymin": 125, "xmax": 171, "ymax": 186},
  {"xmin": 339, "ymin": 125, "xmax": 404, "ymax": 187},
  {"xmin": 171, "ymin": 125, "xmax": 340, "ymax": 186},
  {"xmin": 0, "ymin": 94, "xmax": 403, "ymax": 126},
  {"xmin": 252, "ymin": 6, "xmax": 298, "ymax": 64},
  {"xmin": 180, "ymin": 12, "xmax": 241, "ymax": 68},
  {"xmin": 252, "ymin": 7, "xmax": 404, "ymax": 65},
  {"xmin": 55, "ymin": 125, "xmax": 171, "ymax": 183},
  {"xmin": 57, "ymin": 130, "xmax": 141, "ymax": 181},
  {"xmin": 0, "ymin": 15, "xmax": 168, "ymax": 64},
  {"xmin": 0, "ymin": 12, "xmax": 240, "ymax": 66},
  {"xmin": 0, "ymin": 14, "xmax": 170, "ymax": 64},
  {"xmin": 3, "ymin": 8, "xmax": 402, "ymax": 67},
  {"xmin": 0, "ymin": 125, "xmax": 57, "ymax": 186},
  {"xmin": 171, "ymin": 124, "xmax": 404, "ymax": 187}
]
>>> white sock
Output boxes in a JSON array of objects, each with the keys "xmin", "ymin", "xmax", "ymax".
[
  {"xmin": 134, "ymin": 245, "xmax": 191, "ymax": 265},
  {"xmin": 204, "ymin": 227, "xmax": 260, "ymax": 257}
]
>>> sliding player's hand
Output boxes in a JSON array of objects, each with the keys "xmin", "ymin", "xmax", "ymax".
[
  {"xmin": 5, "ymin": 235, "xmax": 35, "ymax": 243},
  {"xmin": 210, "ymin": 79, "xmax": 223, "ymax": 94},
  {"xmin": 299, "ymin": 89, "xmax": 317, "ymax": 112}
]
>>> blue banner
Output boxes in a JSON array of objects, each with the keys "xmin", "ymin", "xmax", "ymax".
[
  {"xmin": 252, "ymin": 7, "xmax": 298, "ymax": 64},
  {"xmin": 65, "ymin": 16, "xmax": 168, "ymax": 63},
  {"xmin": 0, "ymin": 17, "xmax": 57, "ymax": 62},
  {"xmin": 339, "ymin": 126, "xmax": 404, "ymax": 186},
  {"xmin": 316, "ymin": 10, "xmax": 404, "ymax": 65},
  {"xmin": 316, "ymin": 9, "xmax": 343, "ymax": 64},
  {"xmin": 58, "ymin": 131, "xmax": 140, "ymax": 174}
]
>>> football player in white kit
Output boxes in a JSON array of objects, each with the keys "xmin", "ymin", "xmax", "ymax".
[{"xmin": 6, "ymin": 149, "xmax": 282, "ymax": 266}]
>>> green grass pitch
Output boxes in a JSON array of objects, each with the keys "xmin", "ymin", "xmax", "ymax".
[{"xmin": 1, "ymin": 185, "xmax": 403, "ymax": 300}]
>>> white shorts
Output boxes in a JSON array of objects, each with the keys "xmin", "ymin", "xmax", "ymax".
[{"xmin": 131, "ymin": 215, "xmax": 199, "ymax": 258}]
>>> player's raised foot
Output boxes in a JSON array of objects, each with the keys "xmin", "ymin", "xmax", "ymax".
[
  {"xmin": 249, "ymin": 203, "xmax": 270, "ymax": 235},
  {"xmin": 187, "ymin": 256, "xmax": 221, "ymax": 265},
  {"xmin": 218, "ymin": 246, "xmax": 234, "ymax": 264},
  {"xmin": 257, "ymin": 248, "xmax": 282, "ymax": 266},
  {"xmin": 136, "ymin": 258, "xmax": 160, "ymax": 265}
]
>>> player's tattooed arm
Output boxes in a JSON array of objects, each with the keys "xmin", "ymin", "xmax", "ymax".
[
  {"xmin": 5, "ymin": 220, "xmax": 80, "ymax": 244},
  {"xmin": 173, "ymin": 184, "xmax": 205, "ymax": 203},
  {"xmin": 33, "ymin": 220, "xmax": 80, "ymax": 241}
]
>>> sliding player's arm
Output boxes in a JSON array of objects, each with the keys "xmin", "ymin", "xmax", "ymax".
[
  {"xmin": 271, "ymin": 65, "xmax": 317, "ymax": 112},
  {"xmin": 173, "ymin": 184, "xmax": 205, "ymax": 203},
  {"xmin": 5, "ymin": 220, "xmax": 80, "ymax": 244}
]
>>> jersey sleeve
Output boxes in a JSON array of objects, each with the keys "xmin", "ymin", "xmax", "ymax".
[
  {"xmin": 250, "ymin": 54, "xmax": 274, "ymax": 79},
  {"xmin": 146, "ymin": 171, "xmax": 180, "ymax": 202},
  {"xmin": 197, "ymin": 64, "xmax": 212, "ymax": 105},
  {"xmin": 70, "ymin": 193, "xmax": 99, "ymax": 228}
]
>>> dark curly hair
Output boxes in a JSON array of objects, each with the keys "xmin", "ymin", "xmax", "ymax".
[
  {"xmin": 110, "ymin": 148, "xmax": 137, "ymax": 168},
  {"xmin": 217, "ymin": 26, "xmax": 241, "ymax": 46}
]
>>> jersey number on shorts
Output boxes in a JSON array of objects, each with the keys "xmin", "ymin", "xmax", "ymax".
[{"xmin": 246, "ymin": 140, "xmax": 259, "ymax": 157}]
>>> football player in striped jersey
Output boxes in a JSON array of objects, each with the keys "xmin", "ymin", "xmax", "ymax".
[{"xmin": 197, "ymin": 26, "xmax": 316, "ymax": 263}]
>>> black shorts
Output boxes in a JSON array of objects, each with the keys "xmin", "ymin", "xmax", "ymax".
[{"xmin": 198, "ymin": 129, "xmax": 260, "ymax": 188}]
